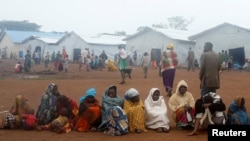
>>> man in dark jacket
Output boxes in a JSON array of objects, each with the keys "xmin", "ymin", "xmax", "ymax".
[{"xmin": 199, "ymin": 42, "xmax": 221, "ymax": 96}]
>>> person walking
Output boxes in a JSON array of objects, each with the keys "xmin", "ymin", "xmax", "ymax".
[
  {"xmin": 118, "ymin": 46, "xmax": 128, "ymax": 84},
  {"xmin": 161, "ymin": 43, "xmax": 178, "ymax": 97},
  {"xmin": 140, "ymin": 52, "xmax": 150, "ymax": 79},
  {"xmin": 186, "ymin": 47, "xmax": 195, "ymax": 71},
  {"xmin": 199, "ymin": 42, "xmax": 221, "ymax": 96}
]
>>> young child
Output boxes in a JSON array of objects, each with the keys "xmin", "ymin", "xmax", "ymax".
[
  {"xmin": 63, "ymin": 55, "xmax": 69, "ymax": 73},
  {"xmin": 104, "ymin": 106, "xmax": 128, "ymax": 136},
  {"xmin": 86, "ymin": 55, "xmax": 91, "ymax": 72},
  {"xmin": 50, "ymin": 108, "xmax": 69, "ymax": 133},
  {"xmin": 15, "ymin": 62, "xmax": 22, "ymax": 73},
  {"xmin": 21, "ymin": 107, "xmax": 38, "ymax": 130},
  {"xmin": 140, "ymin": 52, "xmax": 150, "ymax": 79}
]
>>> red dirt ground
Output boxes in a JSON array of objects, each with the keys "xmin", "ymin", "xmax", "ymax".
[{"xmin": 0, "ymin": 59, "xmax": 249, "ymax": 141}]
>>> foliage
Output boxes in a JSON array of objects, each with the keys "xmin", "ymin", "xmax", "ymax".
[
  {"xmin": 0, "ymin": 20, "xmax": 41, "ymax": 31},
  {"xmin": 152, "ymin": 16, "xmax": 193, "ymax": 30}
]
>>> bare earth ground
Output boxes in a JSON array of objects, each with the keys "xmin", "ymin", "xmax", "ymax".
[{"xmin": 0, "ymin": 59, "xmax": 249, "ymax": 141}]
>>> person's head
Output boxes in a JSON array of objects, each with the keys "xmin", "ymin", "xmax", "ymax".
[
  {"xmin": 202, "ymin": 94, "xmax": 214, "ymax": 104},
  {"xmin": 176, "ymin": 80, "xmax": 188, "ymax": 95},
  {"xmin": 50, "ymin": 120, "xmax": 63, "ymax": 132},
  {"xmin": 108, "ymin": 86, "xmax": 117, "ymax": 98},
  {"xmin": 86, "ymin": 95, "xmax": 95, "ymax": 103},
  {"xmin": 179, "ymin": 85, "xmax": 187, "ymax": 95},
  {"xmin": 47, "ymin": 83, "xmax": 59, "ymax": 95},
  {"xmin": 59, "ymin": 108, "xmax": 69, "ymax": 117},
  {"xmin": 124, "ymin": 88, "xmax": 140, "ymax": 103},
  {"xmin": 204, "ymin": 42, "xmax": 213, "ymax": 52},
  {"xmin": 56, "ymin": 95, "xmax": 69, "ymax": 107},
  {"xmin": 130, "ymin": 95, "xmax": 140, "ymax": 103},
  {"xmin": 152, "ymin": 89, "xmax": 160, "ymax": 101},
  {"xmin": 236, "ymin": 96, "xmax": 245, "ymax": 109},
  {"xmin": 79, "ymin": 88, "xmax": 96, "ymax": 103},
  {"xmin": 144, "ymin": 52, "xmax": 148, "ymax": 56},
  {"xmin": 167, "ymin": 43, "xmax": 174, "ymax": 50}
]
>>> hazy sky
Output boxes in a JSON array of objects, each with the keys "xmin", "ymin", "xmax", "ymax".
[{"xmin": 1, "ymin": 0, "xmax": 250, "ymax": 36}]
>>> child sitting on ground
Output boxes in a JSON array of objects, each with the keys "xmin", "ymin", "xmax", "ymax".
[{"xmin": 15, "ymin": 62, "xmax": 23, "ymax": 73}]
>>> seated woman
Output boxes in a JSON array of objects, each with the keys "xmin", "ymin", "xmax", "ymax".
[
  {"xmin": 38, "ymin": 95, "xmax": 78, "ymax": 133},
  {"xmin": 226, "ymin": 96, "xmax": 250, "ymax": 125},
  {"xmin": 187, "ymin": 92, "xmax": 226, "ymax": 136},
  {"xmin": 74, "ymin": 88, "xmax": 102, "ymax": 132},
  {"xmin": 36, "ymin": 83, "xmax": 61, "ymax": 125},
  {"xmin": 144, "ymin": 88, "xmax": 170, "ymax": 133},
  {"xmin": 0, "ymin": 95, "xmax": 32, "ymax": 129},
  {"xmin": 168, "ymin": 80, "xmax": 195, "ymax": 129},
  {"xmin": 104, "ymin": 106, "xmax": 128, "ymax": 136},
  {"xmin": 123, "ymin": 88, "xmax": 147, "ymax": 133},
  {"xmin": 98, "ymin": 85, "xmax": 124, "ymax": 131}
]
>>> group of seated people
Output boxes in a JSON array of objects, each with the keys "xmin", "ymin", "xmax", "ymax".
[{"xmin": 0, "ymin": 81, "xmax": 249, "ymax": 137}]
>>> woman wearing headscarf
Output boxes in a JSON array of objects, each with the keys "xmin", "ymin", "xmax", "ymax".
[
  {"xmin": 0, "ymin": 95, "xmax": 32, "ymax": 129},
  {"xmin": 168, "ymin": 80, "xmax": 195, "ymax": 129},
  {"xmin": 144, "ymin": 88, "xmax": 170, "ymax": 133},
  {"xmin": 36, "ymin": 83, "xmax": 61, "ymax": 125},
  {"xmin": 123, "ymin": 88, "xmax": 147, "ymax": 133},
  {"xmin": 74, "ymin": 88, "xmax": 102, "ymax": 132},
  {"xmin": 161, "ymin": 43, "xmax": 178, "ymax": 97},
  {"xmin": 104, "ymin": 106, "xmax": 128, "ymax": 136},
  {"xmin": 97, "ymin": 85, "xmax": 124, "ymax": 131},
  {"xmin": 54, "ymin": 95, "xmax": 78, "ymax": 133},
  {"xmin": 226, "ymin": 96, "xmax": 250, "ymax": 125}
]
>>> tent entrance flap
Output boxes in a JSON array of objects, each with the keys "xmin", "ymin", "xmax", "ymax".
[{"xmin": 228, "ymin": 47, "xmax": 245, "ymax": 67}]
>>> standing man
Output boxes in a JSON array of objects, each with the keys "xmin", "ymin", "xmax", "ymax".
[
  {"xmin": 186, "ymin": 47, "xmax": 195, "ymax": 71},
  {"xmin": 161, "ymin": 43, "xmax": 178, "ymax": 97},
  {"xmin": 199, "ymin": 42, "xmax": 221, "ymax": 96}
]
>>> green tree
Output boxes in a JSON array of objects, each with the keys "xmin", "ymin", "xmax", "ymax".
[
  {"xmin": 152, "ymin": 16, "xmax": 193, "ymax": 30},
  {"xmin": 0, "ymin": 20, "xmax": 41, "ymax": 31}
]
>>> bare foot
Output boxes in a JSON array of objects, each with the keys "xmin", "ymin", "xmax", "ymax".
[
  {"xmin": 162, "ymin": 128, "xmax": 169, "ymax": 133},
  {"xmin": 156, "ymin": 128, "xmax": 162, "ymax": 133}
]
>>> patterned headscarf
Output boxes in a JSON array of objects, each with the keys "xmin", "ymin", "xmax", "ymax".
[{"xmin": 124, "ymin": 88, "xmax": 139, "ymax": 101}]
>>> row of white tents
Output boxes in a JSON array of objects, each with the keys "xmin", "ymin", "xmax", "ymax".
[{"xmin": 1, "ymin": 22, "xmax": 250, "ymax": 68}]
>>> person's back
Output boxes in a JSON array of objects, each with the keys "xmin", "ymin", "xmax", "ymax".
[{"xmin": 199, "ymin": 42, "xmax": 221, "ymax": 96}]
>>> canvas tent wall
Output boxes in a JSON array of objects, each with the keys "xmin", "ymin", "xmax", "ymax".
[
  {"xmin": 82, "ymin": 34, "xmax": 126, "ymax": 61},
  {"xmin": 124, "ymin": 27, "xmax": 196, "ymax": 67},
  {"xmin": 188, "ymin": 23, "xmax": 250, "ymax": 68}
]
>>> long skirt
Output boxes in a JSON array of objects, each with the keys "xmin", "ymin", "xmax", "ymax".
[{"xmin": 162, "ymin": 69, "xmax": 176, "ymax": 89}]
